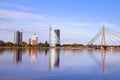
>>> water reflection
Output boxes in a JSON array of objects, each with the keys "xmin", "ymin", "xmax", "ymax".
[
  {"xmin": 0, "ymin": 48, "xmax": 4, "ymax": 54},
  {"xmin": 49, "ymin": 48, "xmax": 60, "ymax": 69},
  {"xmin": 88, "ymin": 49, "xmax": 106, "ymax": 74},
  {"xmin": 29, "ymin": 48, "xmax": 38, "ymax": 62},
  {"xmin": 45, "ymin": 49, "xmax": 48, "ymax": 56},
  {"xmin": 14, "ymin": 49, "xmax": 22, "ymax": 64},
  {"xmin": 1, "ymin": 48, "xmax": 120, "ymax": 80},
  {"xmin": 101, "ymin": 50, "xmax": 106, "ymax": 74}
]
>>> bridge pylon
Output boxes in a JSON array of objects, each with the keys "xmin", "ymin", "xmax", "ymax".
[{"xmin": 101, "ymin": 25, "xmax": 106, "ymax": 50}]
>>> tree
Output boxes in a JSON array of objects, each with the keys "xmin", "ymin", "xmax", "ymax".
[
  {"xmin": 38, "ymin": 41, "xmax": 49, "ymax": 47},
  {"xmin": 20, "ymin": 42, "xmax": 28, "ymax": 47},
  {"xmin": 38, "ymin": 42, "xmax": 42, "ymax": 47},
  {"xmin": 6, "ymin": 42, "xmax": 13, "ymax": 47},
  {"xmin": 45, "ymin": 41, "xmax": 49, "ymax": 47},
  {"xmin": 0, "ymin": 40, "xmax": 4, "ymax": 46}
]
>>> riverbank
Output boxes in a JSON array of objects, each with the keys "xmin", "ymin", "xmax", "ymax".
[{"xmin": 0, "ymin": 46, "xmax": 87, "ymax": 49}]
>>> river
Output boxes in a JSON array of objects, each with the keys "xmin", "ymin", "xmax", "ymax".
[{"xmin": 0, "ymin": 48, "xmax": 120, "ymax": 80}]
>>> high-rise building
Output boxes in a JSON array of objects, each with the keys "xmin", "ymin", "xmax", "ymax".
[
  {"xmin": 14, "ymin": 31, "xmax": 22, "ymax": 45},
  {"xmin": 29, "ymin": 34, "xmax": 38, "ymax": 45},
  {"xmin": 49, "ymin": 27, "xmax": 60, "ymax": 47}
]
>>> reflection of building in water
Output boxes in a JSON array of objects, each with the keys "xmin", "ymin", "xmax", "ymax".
[
  {"xmin": 14, "ymin": 49, "xmax": 22, "ymax": 64},
  {"xmin": 29, "ymin": 48, "xmax": 38, "ymax": 62},
  {"xmin": 49, "ymin": 48, "xmax": 60, "ymax": 69}
]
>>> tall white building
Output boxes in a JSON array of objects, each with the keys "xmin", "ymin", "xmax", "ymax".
[
  {"xmin": 49, "ymin": 27, "xmax": 60, "ymax": 47},
  {"xmin": 29, "ymin": 34, "xmax": 38, "ymax": 45}
]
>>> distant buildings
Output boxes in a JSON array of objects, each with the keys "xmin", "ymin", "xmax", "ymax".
[
  {"xmin": 13, "ymin": 26, "xmax": 60, "ymax": 46},
  {"xmin": 29, "ymin": 34, "xmax": 38, "ymax": 45},
  {"xmin": 14, "ymin": 31, "xmax": 22, "ymax": 45},
  {"xmin": 49, "ymin": 27, "xmax": 60, "ymax": 47}
]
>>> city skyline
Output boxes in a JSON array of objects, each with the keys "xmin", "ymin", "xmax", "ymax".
[{"xmin": 0, "ymin": 0, "xmax": 120, "ymax": 44}]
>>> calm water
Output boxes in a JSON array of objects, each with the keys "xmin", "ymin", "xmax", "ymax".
[{"xmin": 0, "ymin": 48, "xmax": 120, "ymax": 80}]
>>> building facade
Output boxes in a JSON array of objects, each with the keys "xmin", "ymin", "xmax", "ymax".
[
  {"xmin": 14, "ymin": 31, "xmax": 22, "ymax": 45},
  {"xmin": 49, "ymin": 27, "xmax": 60, "ymax": 47},
  {"xmin": 29, "ymin": 34, "xmax": 38, "ymax": 45}
]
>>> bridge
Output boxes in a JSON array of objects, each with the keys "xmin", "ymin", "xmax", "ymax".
[{"xmin": 87, "ymin": 25, "xmax": 120, "ymax": 49}]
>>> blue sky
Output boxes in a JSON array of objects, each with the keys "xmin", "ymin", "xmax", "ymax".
[{"xmin": 0, "ymin": 0, "xmax": 120, "ymax": 44}]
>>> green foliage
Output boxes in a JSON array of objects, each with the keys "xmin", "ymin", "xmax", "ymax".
[
  {"xmin": 20, "ymin": 42, "xmax": 28, "ymax": 47},
  {"xmin": 62, "ymin": 43, "xmax": 84, "ymax": 47},
  {"xmin": 0, "ymin": 40, "xmax": 46, "ymax": 47},
  {"xmin": 44, "ymin": 41, "xmax": 49, "ymax": 47},
  {"xmin": 0, "ymin": 40, "xmax": 4, "ymax": 46},
  {"xmin": 5, "ymin": 42, "xmax": 14, "ymax": 47},
  {"xmin": 38, "ymin": 41, "xmax": 49, "ymax": 47}
]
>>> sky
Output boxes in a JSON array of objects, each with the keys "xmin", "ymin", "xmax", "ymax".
[{"xmin": 0, "ymin": 0, "xmax": 120, "ymax": 44}]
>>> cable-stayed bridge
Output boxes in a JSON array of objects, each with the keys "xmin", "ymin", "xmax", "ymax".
[{"xmin": 87, "ymin": 25, "xmax": 120, "ymax": 49}]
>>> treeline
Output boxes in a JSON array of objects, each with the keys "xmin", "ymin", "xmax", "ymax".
[
  {"xmin": 0, "ymin": 40, "xmax": 49, "ymax": 47},
  {"xmin": 0, "ymin": 40, "xmax": 85, "ymax": 48},
  {"xmin": 62, "ymin": 43, "xmax": 85, "ymax": 47}
]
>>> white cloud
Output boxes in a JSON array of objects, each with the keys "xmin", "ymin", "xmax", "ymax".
[
  {"xmin": 0, "ymin": 22, "xmax": 49, "ymax": 32},
  {"xmin": 0, "ymin": 2, "xmax": 36, "ymax": 11},
  {"xmin": 50, "ymin": 25, "xmax": 92, "ymax": 44},
  {"xmin": 0, "ymin": 9, "xmax": 46, "ymax": 20},
  {"xmin": 71, "ymin": 22, "xmax": 118, "ymax": 29},
  {"xmin": 71, "ymin": 22, "xmax": 94, "ymax": 27},
  {"xmin": 0, "ymin": 22, "xmax": 49, "ymax": 42}
]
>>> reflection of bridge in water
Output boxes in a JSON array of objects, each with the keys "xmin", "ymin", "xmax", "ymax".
[
  {"xmin": 88, "ymin": 49, "xmax": 106, "ymax": 74},
  {"xmin": 87, "ymin": 25, "xmax": 120, "ymax": 49}
]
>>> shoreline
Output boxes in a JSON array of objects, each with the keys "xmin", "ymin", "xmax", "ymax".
[
  {"xmin": 0, "ymin": 46, "xmax": 87, "ymax": 49},
  {"xmin": 0, "ymin": 46, "xmax": 120, "ymax": 50}
]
